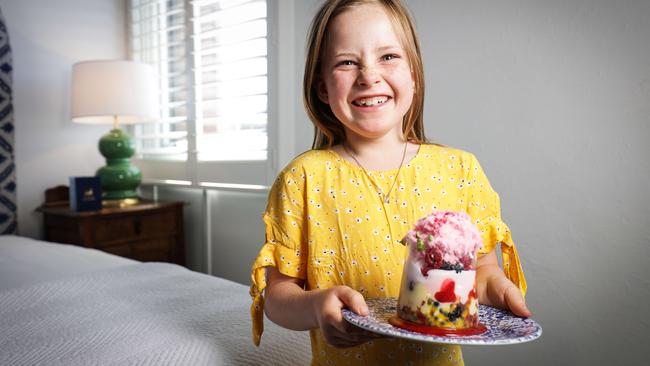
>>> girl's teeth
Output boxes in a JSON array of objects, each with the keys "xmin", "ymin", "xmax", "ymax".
[{"xmin": 355, "ymin": 96, "xmax": 388, "ymax": 106}]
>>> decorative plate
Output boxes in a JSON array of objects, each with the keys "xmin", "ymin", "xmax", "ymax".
[{"xmin": 342, "ymin": 297, "xmax": 542, "ymax": 346}]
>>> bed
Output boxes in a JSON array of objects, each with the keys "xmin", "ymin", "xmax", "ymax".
[{"xmin": 0, "ymin": 235, "xmax": 312, "ymax": 365}]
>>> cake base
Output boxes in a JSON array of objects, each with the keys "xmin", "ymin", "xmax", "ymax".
[{"xmin": 389, "ymin": 316, "xmax": 487, "ymax": 336}]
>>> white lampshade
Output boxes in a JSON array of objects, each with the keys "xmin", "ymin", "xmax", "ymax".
[{"xmin": 71, "ymin": 60, "xmax": 159, "ymax": 124}]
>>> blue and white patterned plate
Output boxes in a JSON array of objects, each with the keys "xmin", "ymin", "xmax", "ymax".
[{"xmin": 342, "ymin": 297, "xmax": 542, "ymax": 346}]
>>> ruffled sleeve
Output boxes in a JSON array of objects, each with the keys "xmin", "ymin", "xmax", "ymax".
[
  {"xmin": 465, "ymin": 154, "xmax": 527, "ymax": 297},
  {"xmin": 250, "ymin": 169, "xmax": 307, "ymax": 346}
]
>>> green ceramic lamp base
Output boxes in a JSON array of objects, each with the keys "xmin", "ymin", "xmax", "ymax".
[{"xmin": 96, "ymin": 128, "xmax": 141, "ymax": 200}]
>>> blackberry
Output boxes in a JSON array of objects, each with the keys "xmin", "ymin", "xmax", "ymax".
[
  {"xmin": 440, "ymin": 261, "xmax": 454, "ymax": 271},
  {"xmin": 447, "ymin": 305, "xmax": 463, "ymax": 321}
]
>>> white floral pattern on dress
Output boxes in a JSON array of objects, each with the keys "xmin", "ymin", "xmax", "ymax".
[{"xmin": 251, "ymin": 144, "xmax": 523, "ymax": 366}]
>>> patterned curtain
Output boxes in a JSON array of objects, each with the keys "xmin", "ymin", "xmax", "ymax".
[{"xmin": 0, "ymin": 7, "xmax": 16, "ymax": 235}]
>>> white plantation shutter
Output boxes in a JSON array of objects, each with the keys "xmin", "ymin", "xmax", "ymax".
[
  {"xmin": 193, "ymin": 0, "xmax": 268, "ymax": 161},
  {"xmin": 130, "ymin": 0, "xmax": 190, "ymax": 161},
  {"xmin": 128, "ymin": 0, "xmax": 270, "ymax": 184}
]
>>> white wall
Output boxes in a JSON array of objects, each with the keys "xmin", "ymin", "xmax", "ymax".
[
  {"xmin": 0, "ymin": 0, "xmax": 126, "ymax": 238},
  {"xmin": 405, "ymin": 1, "xmax": 649, "ymax": 364},
  {"xmin": 291, "ymin": 0, "xmax": 650, "ymax": 364}
]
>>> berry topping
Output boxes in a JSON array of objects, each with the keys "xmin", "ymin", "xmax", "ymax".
[{"xmin": 401, "ymin": 211, "xmax": 483, "ymax": 272}]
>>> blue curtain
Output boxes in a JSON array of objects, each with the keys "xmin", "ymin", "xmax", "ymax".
[{"xmin": 0, "ymin": 7, "xmax": 16, "ymax": 235}]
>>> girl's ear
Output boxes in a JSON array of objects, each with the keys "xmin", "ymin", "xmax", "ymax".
[{"xmin": 316, "ymin": 78, "xmax": 330, "ymax": 104}]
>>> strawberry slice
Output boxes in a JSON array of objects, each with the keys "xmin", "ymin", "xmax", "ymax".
[
  {"xmin": 434, "ymin": 278, "xmax": 457, "ymax": 303},
  {"xmin": 468, "ymin": 284, "xmax": 477, "ymax": 300}
]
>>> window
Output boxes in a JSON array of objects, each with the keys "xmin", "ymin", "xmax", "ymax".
[{"xmin": 128, "ymin": 0, "xmax": 273, "ymax": 185}]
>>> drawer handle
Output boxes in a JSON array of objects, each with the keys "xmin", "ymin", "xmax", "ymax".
[{"xmin": 134, "ymin": 217, "xmax": 142, "ymax": 235}]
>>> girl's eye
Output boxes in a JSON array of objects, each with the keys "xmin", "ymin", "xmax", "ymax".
[
  {"xmin": 382, "ymin": 54, "xmax": 399, "ymax": 61},
  {"xmin": 337, "ymin": 60, "xmax": 356, "ymax": 67}
]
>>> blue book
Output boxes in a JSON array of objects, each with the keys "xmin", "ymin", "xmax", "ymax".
[{"xmin": 69, "ymin": 176, "xmax": 102, "ymax": 211}]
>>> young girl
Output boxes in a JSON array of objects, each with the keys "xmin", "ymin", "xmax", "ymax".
[{"xmin": 250, "ymin": 0, "xmax": 529, "ymax": 364}]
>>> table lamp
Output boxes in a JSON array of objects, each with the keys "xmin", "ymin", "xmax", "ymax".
[{"xmin": 71, "ymin": 60, "xmax": 158, "ymax": 204}]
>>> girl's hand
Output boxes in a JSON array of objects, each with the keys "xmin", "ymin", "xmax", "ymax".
[
  {"xmin": 481, "ymin": 271, "xmax": 532, "ymax": 317},
  {"xmin": 312, "ymin": 286, "xmax": 383, "ymax": 348},
  {"xmin": 476, "ymin": 251, "xmax": 532, "ymax": 318}
]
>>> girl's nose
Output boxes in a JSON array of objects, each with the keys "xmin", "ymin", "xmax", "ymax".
[{"xmin": 357, "ymin": 66, "xmax": 381, "ymax": 86}]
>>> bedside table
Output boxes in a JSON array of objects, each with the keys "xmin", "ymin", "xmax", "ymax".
[{"xmin": 39, "ymin": 200, "xmax": 186, "ymax": 266}]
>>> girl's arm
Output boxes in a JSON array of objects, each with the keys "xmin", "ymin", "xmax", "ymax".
[
  {"xmin": 264, "ymin": 267, "xmax": 381, "ymax": 348},
  {"xmin": 476, "ymin": 250, "xmax": 532, "ymax": 317}
]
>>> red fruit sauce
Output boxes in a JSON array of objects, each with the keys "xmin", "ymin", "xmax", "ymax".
[{"xmin": 388, "ymin": 316, "xmax": 487, "ymax": 336}]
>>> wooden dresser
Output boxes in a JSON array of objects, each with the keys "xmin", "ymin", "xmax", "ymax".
[{"xmin": 39, "ymin": 200, "xmax": 185, "ymax": 266}]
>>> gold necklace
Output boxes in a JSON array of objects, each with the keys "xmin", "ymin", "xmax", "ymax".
[{"xmin": 343, "ymin": 140, "xmax": 408, "ymax": 204}]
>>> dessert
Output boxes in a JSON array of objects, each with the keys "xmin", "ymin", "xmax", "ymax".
[{"xmin": 390, "ymin": 211, "xmax": 486, "ymax": 335}]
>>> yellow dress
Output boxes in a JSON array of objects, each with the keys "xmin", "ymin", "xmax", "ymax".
[{"xmin": 250, "ymin": 144, "xmax": 526, "ymax": 366}]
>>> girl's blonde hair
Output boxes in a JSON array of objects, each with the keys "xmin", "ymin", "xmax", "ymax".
[{"xmin": 304, "ymin": 0, "xmax": 427, "ymax": 149}]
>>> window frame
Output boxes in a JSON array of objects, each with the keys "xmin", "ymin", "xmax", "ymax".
[{"xmin": 127, "ymin": 0, "xmax": 296, "ymax": 187}]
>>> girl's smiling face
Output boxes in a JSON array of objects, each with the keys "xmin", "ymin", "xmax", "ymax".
[{"xmin": 318, "ymin": 3, "xmax": 415, "ymax": 141}]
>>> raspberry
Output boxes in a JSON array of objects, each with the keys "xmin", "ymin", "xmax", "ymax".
[
  {"xmin": 433, "ymin": 254, "xmax": 443, "ymax": 270},
  {"xmin": 460, "ymin": 255, "xmax": 473, "ymax": 270}
]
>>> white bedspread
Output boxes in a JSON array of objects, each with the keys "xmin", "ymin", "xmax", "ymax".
[
  {"xmin": 0, "ymin": 262, "xmax": 311, "ymax": 366},
  {"xmin": 0, "ymin": 235, "xmax": 136, "ymax": 292}
]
